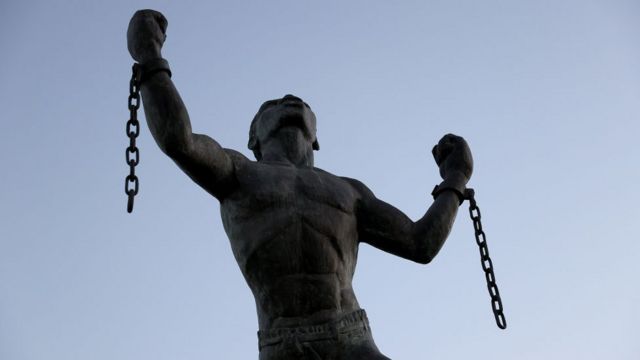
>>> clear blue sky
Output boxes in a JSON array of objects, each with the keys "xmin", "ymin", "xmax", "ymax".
[{"xmin": 1, "ymin": 1, "xmax": 639, "ymax": 359}]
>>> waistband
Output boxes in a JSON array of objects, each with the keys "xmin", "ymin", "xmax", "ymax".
[{"xmin": 257, "ymin": 309, "xmax": 370, "ymax": 350}]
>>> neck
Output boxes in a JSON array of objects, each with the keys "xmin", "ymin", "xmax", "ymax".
[{"xmin": 259, "ymin": 132, "xmax": 314, "ymax": 167}]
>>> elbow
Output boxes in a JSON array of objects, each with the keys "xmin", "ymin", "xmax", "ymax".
[
  {"xmin": 411, "ymin": 241, "xmax": 434, "ymax": 264},
  {"xmin": 162, "ymin": 144, "xmax": 183, "ymax": 159},
  {"xmin": 411, "ymin": 234, "xmax": 437, "ymax": 265},
  {"xmin": 160, "ymin": 138, "xmax": 191, "ymax": 159},
  {"xmin": 413, "ymin": 253, "xmax": 433, "ymax": 265},
  {"xmin": 410, "ymin": 231, "xmax": 435, "ymax": 265}
]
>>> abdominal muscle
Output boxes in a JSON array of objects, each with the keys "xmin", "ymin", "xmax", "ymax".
[
  {"xmin": 233, "ymin": 221, "xmax": 360, "ymax": 330},
  {"xmin": 250, "ymin": 271, "xmax": 360, "ymax": 329}
]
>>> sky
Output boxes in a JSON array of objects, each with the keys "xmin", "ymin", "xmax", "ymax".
[{"xmin": 1, "ymin": 0, "xmax": 639, "ymax": 359}]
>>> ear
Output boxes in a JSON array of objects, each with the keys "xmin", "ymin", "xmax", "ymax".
[
  {"xmin": 248, "ymin": 136, "xmax": 262, "ymax": 160},
  {"xmin": 248, "ymin": 135, "xmax": 257, "ymax": 150},
  {"xmin": 312, "ymin": 139, "xmax": 320, "ymax": 151}
]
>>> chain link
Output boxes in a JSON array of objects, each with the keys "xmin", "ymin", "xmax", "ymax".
[
  {"xmin": 465, "ymin": 188, "xmax": 507, "ymax": 329},
  {"xmin": 125, "ymin": 64, "xmax": 141, "ymax": 213}
]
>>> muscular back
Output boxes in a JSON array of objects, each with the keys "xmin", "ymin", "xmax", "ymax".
[{"xmin": 220, "ymin": 153, "xmax": 363, "ymax": 329}]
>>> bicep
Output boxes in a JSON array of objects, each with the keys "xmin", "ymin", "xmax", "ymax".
[
  {"xmin": 169, "ymin": 133, "xmax": 239, "ymax": 200},
  {"xmin": 347, "ymin": 178, "xmax": 418, "ymax": 260},
  {"xmin": 358, "ymin": 195, "xmax": 419, "ymax": 260}
]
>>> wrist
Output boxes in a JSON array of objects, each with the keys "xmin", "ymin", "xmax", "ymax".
[
  {"xmin": 135, "ymin": 57, "xmax": 171, "ymax": 84},
  {"xmin": 432, "ymin": 173, "xmax": 469, "ymax": 205},
  {"xmin": 134, "ymin": 49, "xmax": 162, "ymax": 63},
  {"xmin": 443, "ymin": 171, "xmax": 469, "ymax": 188},
  {"xmin": 136, "ymin": 43, "xmax": 162, "ymax": 59}
]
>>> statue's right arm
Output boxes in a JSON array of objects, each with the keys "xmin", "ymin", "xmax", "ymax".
[
  {"xmin": 347, "ymin": 134, "xmax": 474, "ymax": 264},
  {"xmin": 128, "ymin": 10, "xmax": 241, "ymax": 200}
]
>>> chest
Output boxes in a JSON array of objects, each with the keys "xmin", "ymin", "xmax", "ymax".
[
  {"xmin": 219, "ymin": 163, "xmax": 360, "ymax": 273},
  {"xmin": 230, "ymin": 163, "xmax": 356, "ymax": 214}
]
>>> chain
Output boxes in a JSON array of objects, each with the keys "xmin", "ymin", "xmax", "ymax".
[
  {"xmin": 465, "ymin": 188, "xmax": 507, "ymax": 329},
  {"xmin": 125, "ymin": 64, "xmax": 141, "ymax": 213}
]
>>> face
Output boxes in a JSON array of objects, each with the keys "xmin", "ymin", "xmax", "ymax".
[{"xmin": 252, "ymin": 94, "xmax": 318, "ymax": 149}]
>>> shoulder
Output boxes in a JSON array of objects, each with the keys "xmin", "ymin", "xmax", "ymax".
[
  {"xmin": 223, "ymin": 148, "xmax": 253, "ymax": 166},
  {"xmin": 339, "ymin": 176, "xmax": 375, "ymax": 198},
  {"xmin": 308, "ymin": 167, "xmax": 371, "ymax": 196}
]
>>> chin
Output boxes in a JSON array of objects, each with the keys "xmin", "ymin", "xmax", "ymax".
[{"xmin": 276, "ymin": 114, "xmax": 312, "ymax": 136}]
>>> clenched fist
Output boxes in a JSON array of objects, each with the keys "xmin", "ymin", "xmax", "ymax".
[
  {"xmin": 127, "ymin": 9, "xmax": 168, "ymax": 63},
  {"xmin": 432, "ymin": 134, "xmax": 473, "ymax": 183}
]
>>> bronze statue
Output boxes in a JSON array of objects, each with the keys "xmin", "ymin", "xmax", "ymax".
[{"xmin": 127, "ymin": 10, "xmax": 474, "ymax": 360}]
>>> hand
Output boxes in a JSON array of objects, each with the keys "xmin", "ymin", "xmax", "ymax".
[
  {"xmin": 432, "ymin": 133, "xmax": 473, "ymax": 183},
  {"xmin": 127, "ymin": 9, "xmax": 168, "ymax": 63}
]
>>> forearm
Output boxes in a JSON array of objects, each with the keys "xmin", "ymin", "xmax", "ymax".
[
  {"xmin": 411, "ymin": 191, "xmax": 461, "ymax": 263},
  {"xmin": 139, "ymin": 71, "xmax": 194, "ymax": 156}
]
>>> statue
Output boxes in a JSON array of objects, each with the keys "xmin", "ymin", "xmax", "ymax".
[{"xmin": 127, "ymin": 10, "xmax": 474, "ymax": 360}]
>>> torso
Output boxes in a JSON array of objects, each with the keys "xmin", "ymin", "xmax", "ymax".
[{"xmin": 219, "ymin": 157, "xmax": 362, "ymax": 330}]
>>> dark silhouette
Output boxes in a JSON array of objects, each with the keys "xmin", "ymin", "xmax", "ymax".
[{"xmin": 127, "ymin": 9, "xmax": 473, "ymax": 359}]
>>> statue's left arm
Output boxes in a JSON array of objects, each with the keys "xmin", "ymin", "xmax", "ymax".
[{"xmin": 348, "ymin": 134, "xmax": 473, "ymax": 264}]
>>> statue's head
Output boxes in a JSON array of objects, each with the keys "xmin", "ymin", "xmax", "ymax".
[{"xmin": 248, "ymin": 94, "xmax": 319, "ymax": 161}]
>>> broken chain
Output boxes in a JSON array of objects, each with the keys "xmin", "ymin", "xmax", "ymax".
[
  {"xmin": 125, "ymin": 64, "xmax": 141, "ymax": 213},
  {"xmin": 465, "ymin": 188, "xmax": 506, "ymax": 329}
]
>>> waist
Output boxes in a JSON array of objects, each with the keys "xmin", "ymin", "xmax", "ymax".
[{"xmin": 257, "ymin": 309, "xmax": 370, "ymax": 350}]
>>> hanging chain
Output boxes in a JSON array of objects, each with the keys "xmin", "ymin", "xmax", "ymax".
[
  {"xmin": 465, "ymin": 188, "xmax": 507, "ymax": 329},
  {"xmin": 125, "ymin": 64, "xmax": 142, "ymax": 213}
]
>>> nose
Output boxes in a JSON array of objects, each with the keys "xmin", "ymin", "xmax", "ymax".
[{"xmin": 280, "ymin": 94, "xmax": 303, "ymax": 103}]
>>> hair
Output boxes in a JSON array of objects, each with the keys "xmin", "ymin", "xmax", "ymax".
[{"xmin": 248, "ymin": 100, "xmax": 319, "ymax": 161}]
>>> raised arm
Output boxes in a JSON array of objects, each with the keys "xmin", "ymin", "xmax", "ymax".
[
  {"xmin": 127, "ymin": 10, "xmax": 240, "ymax": 200},
  {"xmin": 350, "ymin": 134, "xmax": 473, "ymax": 264}
]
